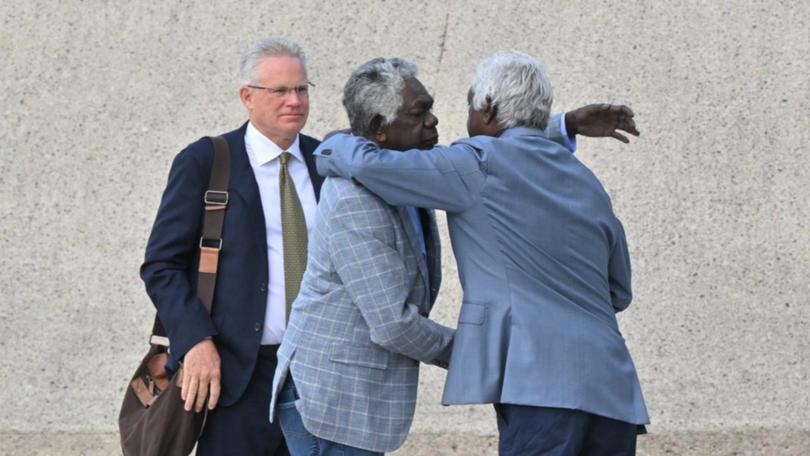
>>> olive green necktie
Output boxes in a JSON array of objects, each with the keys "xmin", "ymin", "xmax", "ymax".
[{"xmin": 279, "ymin": 151, "xmax": 308, "ymax": 323}]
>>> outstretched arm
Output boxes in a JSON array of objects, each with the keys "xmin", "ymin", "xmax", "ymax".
[
  {"xmin": 315, "ymin": 104, "xmax": 639, "ymax": 211},
  {"xmin": 316, "ymin": 136, "xmax": 485, "ymax": 212}
]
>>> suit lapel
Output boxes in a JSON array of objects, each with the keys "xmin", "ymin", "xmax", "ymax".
[
  {"xmin": 396, "ymin": 206, "xmax": 429, "ymax": 297},
  {"xmin": 226, "ymin": 123, "xmax": 267, "ymax": 253},
  {"xmin": 300, "ymin": 134, "xmax": 324, "ymax": 201},
  {"xmin": 421, "ymin": 209, "xmax": 441, "ymax": 304},
  {"xmin": 228, "ymin": 123, "xmax": 260, "ymax": 207}
]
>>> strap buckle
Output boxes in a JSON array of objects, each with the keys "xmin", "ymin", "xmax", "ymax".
[
  {"xmin": 204, "ymin": 190, "xmax": 229, "ymax": 205},
  {"xmin": 199, "ymin": 237, "xmax": 223, "ymax": 250}
]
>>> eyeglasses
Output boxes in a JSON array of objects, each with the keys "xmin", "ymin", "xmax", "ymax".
[{"xmin": 247, "ymin": 81, "xmax": 315, "ymax": 98}]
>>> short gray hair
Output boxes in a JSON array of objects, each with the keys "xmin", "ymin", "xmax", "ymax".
[
  {"xmin": 342, "ymin": 58, "xmax": 418, "ymax": 137},
  {"xmin": 239, "ymin": 37, "xmax": 307, "ymax": 84},
  {"xmin": 470, "ymin": 50, "xmax": 553, "ymax": 130}
]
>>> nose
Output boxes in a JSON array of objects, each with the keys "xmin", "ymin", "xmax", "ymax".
[
  {"xmin": 425, "ymin": 111, "xmax": 438, "ymax": 128},
  {"xmin": 285, "ymin": 90, "xmax": 303, "ymax": 106}
]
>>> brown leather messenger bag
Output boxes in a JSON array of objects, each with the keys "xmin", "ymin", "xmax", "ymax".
[{"xmin": 118, "ymin": 136, "xmax": 230, "ymax": 456}]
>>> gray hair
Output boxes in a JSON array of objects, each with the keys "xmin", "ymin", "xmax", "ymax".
[
  {"xmin": 342, "ymin": 58, "xmax": 418, "ymax": 137},
  {"xmin": 239, "ymin": 37, "xmax": 307, "ymax": 84},
  {"xmin": 470, "ymin": 50, "xmax": 553, "ymax": 130}
]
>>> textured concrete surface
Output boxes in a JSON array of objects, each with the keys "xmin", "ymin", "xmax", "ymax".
[
  {"xmin": 3, "ymin": 430, "xmax": 810, "ymax": 456},
  {"xmin": 1, "ymin": 0, "xmax": 808, "ymax": 454}
]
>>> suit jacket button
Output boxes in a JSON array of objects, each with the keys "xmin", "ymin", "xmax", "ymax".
[
  {"xmin": 259, "ymin": 283, "xmax": 267, "ymax": 293},
  {"xmin": 254, "ymin": 322, "xmax": 262, "ymax": 332},
  {"xmin": 419, "ymin": 311, "xmax": 428, "ymax": 317}
]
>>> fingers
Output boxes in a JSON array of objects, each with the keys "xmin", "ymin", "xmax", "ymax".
[
  {"xmin": 184, "ymin": 375, "xmax": 199, "ymax": 412},
  {"xmin": 180, "ymin": 340, "xmax": 219, "ymax": 413},
  {"xmin": 623, "ymin": 121, "xmax": 640, "ymax": 137},
  {"xmin": 195, "ymin": 376, "xmax": 209, "ymax": 412},
  {"xmin": 614, "ymin": 104, "xmax": 634, "ymax": 118},
  {"xmin": 180, "ymin": 367, "xmax": 189, "ymax": 398},
  {"xmin": 181, "ymin": 367, "xmax": 216, "ymax": 412},
  {"xmin": 611, "ymin": 131, "xmax": 630, "ymax": 143},
  {"xmin": 208, "ymin": 376, "xmax": 221, "ymax": 411},
  {"xmin": 611, "ymin": 105, "xmax": 640, "ymax": 137},
  {"xmin": 620, "ymin": 118, "xmax": 640, "ymax": 136}
]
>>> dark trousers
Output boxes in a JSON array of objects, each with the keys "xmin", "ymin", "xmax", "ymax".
[
  {"xmin": 494, "ymin": 404, "xmax": 641, "ymax": 456},
  {"xmin": 196, "ymin": 350, "xmax": 288, "ymax": 456}
]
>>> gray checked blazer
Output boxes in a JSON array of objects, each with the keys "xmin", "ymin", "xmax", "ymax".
[{"xmin": 270, "ymin": 176, "xmax": 454, "ymax": 453}]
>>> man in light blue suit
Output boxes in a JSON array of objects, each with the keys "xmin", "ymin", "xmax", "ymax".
[
  {"xmin": 315, "ymin": 51, "xmax": 649, "ymax": 455},
  {"xmin": 269, "ymin": 58, "xmax": 454, "ymax": 456}
]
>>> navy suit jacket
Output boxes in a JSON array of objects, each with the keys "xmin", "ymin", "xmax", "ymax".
[{"xmin": 140, "ymin": 122, "xmax": 322, "ymax": 406}]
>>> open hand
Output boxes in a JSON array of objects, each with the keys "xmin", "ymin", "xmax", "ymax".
[
  {"xmin": 179, "ymin": 338, "xmax": 221, "ymax": 412},
  {"xmin": 566, "ymin": 104, "xmax": 640, "ymax": 143}
]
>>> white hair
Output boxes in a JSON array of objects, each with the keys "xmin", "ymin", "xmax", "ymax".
[
  {"xmin": 470, "ymin": 50, "xmax": 553, "ymax": 130},
  {"xmin": 342, "ymin": 58, "xmax": 418, "ymax": 137},
  {"xmin": 239, "ymin": 37, "xmax": 307, "ymax": 84}
]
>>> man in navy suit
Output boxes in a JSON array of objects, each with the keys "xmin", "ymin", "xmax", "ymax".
[{"xmin": 141, "ymin": 37, "xmax": 322, "ymax": 455}]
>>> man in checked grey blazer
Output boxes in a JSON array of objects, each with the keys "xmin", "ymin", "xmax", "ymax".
[
  {"xmin": 269, "ymin": 58, "xmax": 453, "ymax": 455},
  {"xmin": 316, "ymin": 51, "xmax": 649, "ymax": 455}
]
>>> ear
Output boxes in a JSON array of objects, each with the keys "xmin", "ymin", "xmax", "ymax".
[
  {"xmin": 370, "ymin": 114, "xmax": 387, "ymax": 143},
  {"xmin": 239, "ymin": 85, "xmax": 253, "ymax": 109},
  {"xmin": 483, "ymin": 96, "xmax": 498, "ymax": 125}
]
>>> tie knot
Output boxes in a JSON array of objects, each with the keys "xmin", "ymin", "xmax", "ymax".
[{"xmin": 280, "ymin": 151, "xmax": 292, "ymax": 166}]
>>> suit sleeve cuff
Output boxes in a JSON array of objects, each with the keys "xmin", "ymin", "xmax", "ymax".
[
  {"xmin": 166, "ymin": 299, "xmax": 218, "ymax": 364},
  {"xmin": 559, "ymin": 112, "xmax": 577, "ymax": 153}
]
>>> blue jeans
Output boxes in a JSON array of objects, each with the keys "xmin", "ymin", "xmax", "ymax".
[{"xmin": 276, "ymin": 376, "xmax": 383, "ymax": 456}]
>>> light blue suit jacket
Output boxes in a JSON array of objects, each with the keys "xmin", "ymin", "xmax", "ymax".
[
  {"xmin": 270, "ymin": 177, "xmax": 453, "ymax": 452},
  {"xmin": 315, "ymin": 115, "xmax": 649, "ymax": 425}
]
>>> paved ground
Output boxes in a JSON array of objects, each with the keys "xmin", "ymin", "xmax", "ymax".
[{"xmin": 2, "ymin": 430, "xmax": 810, "ymax": 455}]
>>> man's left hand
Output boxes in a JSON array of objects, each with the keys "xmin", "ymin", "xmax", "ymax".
[{"xmin": 565, "ymin": 104, "xmax": 640, "ymax": 143}]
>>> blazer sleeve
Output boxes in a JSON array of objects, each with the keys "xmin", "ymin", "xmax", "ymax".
[
  {"xmin": 140, "ymin": 145, "xmax": 218, "ymax": 362},
  {"xmin": 543, "ymin": 112, "xmax": 577, "ymax": 152},
  {"xmin": 315, "ymin": 134, "xmax": 485, "ymax": 213},
  {"xmin": 608, "ymin": 216, "xmax": 633, "ymax": 312},
  {"xmin": 327, "ymin": 190, "xmax": 454, "ymax": 363}
]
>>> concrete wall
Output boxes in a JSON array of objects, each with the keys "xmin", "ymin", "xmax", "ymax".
[{"xmin": 1, "ymin": 1, "xmax": 808, "ymax": 454}]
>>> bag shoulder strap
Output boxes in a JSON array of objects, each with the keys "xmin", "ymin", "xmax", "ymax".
[
  {"xmin": 150, "ymin": 136, "xmax": 231, "ymax": 341},
  {"xmin": 196, "ymin": 136, "xmax": 230, "ymax": 313}
]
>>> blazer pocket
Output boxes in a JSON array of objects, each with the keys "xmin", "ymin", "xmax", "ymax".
[
  {"xmin": 458, "ymin": 302, "xmax": 487, "ymax": 325},
  {"xmin": 330, "ymin": 342, "xmax": 389, "ymax": 370}
]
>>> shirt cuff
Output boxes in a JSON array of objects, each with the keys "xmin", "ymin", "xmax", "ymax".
[{"xmin": 559, "ymin": 112, "xmax": 577, "ymax": 153}]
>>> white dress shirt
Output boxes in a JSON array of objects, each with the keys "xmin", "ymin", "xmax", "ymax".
[{"xmin": 244, "ymin": 122, "xmax": 317, "ymax": 345}]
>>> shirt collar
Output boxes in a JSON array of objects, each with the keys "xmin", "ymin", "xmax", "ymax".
[
  {"xmin": 246, "ymin": 121, "xmax": 303, "ymax": 166},
  {"xmin": 498, "ymin": 126, "xmax": 546, "ymax": 139}
]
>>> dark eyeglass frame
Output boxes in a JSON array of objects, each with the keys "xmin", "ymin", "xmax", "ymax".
[{"xmin": 247, "ymin": 81, "xmax": 315, "ymax": 97}]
